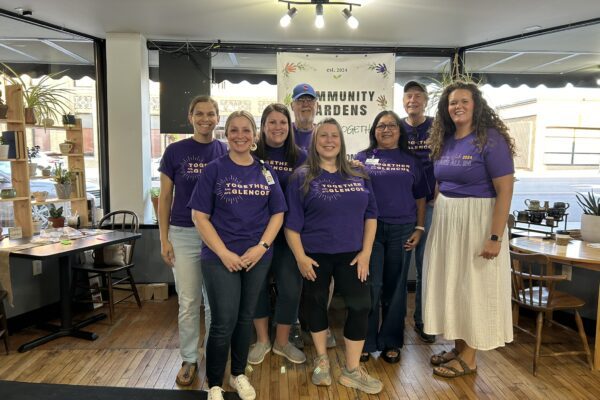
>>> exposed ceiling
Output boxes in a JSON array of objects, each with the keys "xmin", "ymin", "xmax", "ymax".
[{"xmin": 0, "ymin": 0, "xmax": 599, "ymax": 82}]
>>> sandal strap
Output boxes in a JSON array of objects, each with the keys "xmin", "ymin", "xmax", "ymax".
[{"xmin": 454, "ymin": 356, "xmax": 474, "ymax": 374}]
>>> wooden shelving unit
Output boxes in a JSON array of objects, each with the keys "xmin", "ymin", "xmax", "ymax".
[{"xmin": 3, "ymin": 84, "xmax": 89, "ymax": 236}]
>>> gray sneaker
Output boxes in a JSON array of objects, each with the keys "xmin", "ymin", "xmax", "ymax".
[
  {"xmin": 326, "ymin": 329, "xmax": 337, "ymax": 348},
  {"xmin": 311, "ymin": 355, "xmax": 332, "ymax": 386},
  {"xmin": 338, "ymin": 366, "xmax": 383, "ymax": 394},
  {"xmin": 273, "ymin": 341, "xmax": 307, "ymax": 364},
  {"xmin": 247, "ymin": 341, "xmax": 271, "ymax": 365}
]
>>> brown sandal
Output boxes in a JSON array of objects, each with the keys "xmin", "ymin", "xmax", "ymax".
[
  {"xmin": 176, "ymin": 361, "xmax": 198, "ymax": 386},
  {"xmin": 433, "ymin": 356, "xmax": 477, "ymax": 378},
  {"xmin": 430, "ymin": 348, "xmax": 458, "ymax": 366}
]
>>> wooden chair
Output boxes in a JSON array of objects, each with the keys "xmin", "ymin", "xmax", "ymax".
[
  {"xmin": 0, "ymin": 290, "xmax": 9, "ymax": 354},
  {"xmin": 507, "ymin": 214, "xmax": 515, "ymax": 238},
  {"xmin": 72, "ymin": 210, "xmax": 142, "ymax": 323},
  {"xmin": 509, "ymin": 250, "xmax": 593, "ymax": 375}
]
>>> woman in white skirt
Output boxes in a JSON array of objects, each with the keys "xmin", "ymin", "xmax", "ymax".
[{"xmin": 423, "ymin": 81, "xmax": 515, "ymax": 378}]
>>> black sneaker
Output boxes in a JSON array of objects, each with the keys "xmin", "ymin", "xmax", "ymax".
[{"xmin": 414, "ymin": 325, "xmax": 435, "ymax": 343}]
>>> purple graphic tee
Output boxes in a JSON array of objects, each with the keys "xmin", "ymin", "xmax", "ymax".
[
  {"xmin": 286, "ymin": 168, "xmax": 378, "ymax": 254},
  {"xmin": 434, "ymin": 128, "xmax": 514, "ymax": 198},
  {"xmin": 262, "ymin": 145, "xmax": 307, "ymax": 192},
  {"xmin": 402, "ymin": 116, "xmax": 435, "ymax": 201},
  {"xmin": 187, "ymin": 154, "xmax": 287, "ymax": 261},
  {"xmin": 355, "ymin": 149, "xmax": 429, "ymax": 224},
  {"xmin": 293, "ymin": 124, "xmax": 314, "ymax": 152},
  {"xmin": 158, "ymin": 138, "xmax": 227, "ymax": 227}
]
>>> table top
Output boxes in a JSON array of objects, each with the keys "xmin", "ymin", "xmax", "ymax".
[
  {"xmin": 510, "ymin": 237, "xmax": 600, "ymax": 271},
  {"xmin": 4, "ymin": 231, "xmax": 141, "ymax": 259}
]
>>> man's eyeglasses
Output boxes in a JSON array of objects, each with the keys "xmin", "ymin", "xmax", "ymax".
[
  {"xmin": 375, "ymin": 123, "xmax": 399, "ymax": 131},
  {"xmin": 295, "ymin": 97, "xmax": 316, "ymax": 104}
]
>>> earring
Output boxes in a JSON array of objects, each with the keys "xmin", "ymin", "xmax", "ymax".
[{"xmin": 250, "ymin": 142, "xmax": 258, "ymax": 151}]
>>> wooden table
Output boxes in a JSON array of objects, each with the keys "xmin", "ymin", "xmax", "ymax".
[
  {"xmin": 510, "ymin": 237, "xmax": 600, "ymax": 370},
  {"xmin": 7, "ymin": 231, "xmax": 141, "ymax": 352}
]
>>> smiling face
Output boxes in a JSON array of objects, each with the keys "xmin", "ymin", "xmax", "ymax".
[
  {"xmin": 448, "ymin": 88, "xmax": 475, "ymax": 130},
  {"xmin": 403, "ymin": 88, "xmax": 428, "ymax": 118},
  {"xmin": 291, "ymin": 95, "xmax": 318, "ymax": 127},
  {"xmin": 226, "ymin": 116, "xmax": 255, "ymax": 155},
  {"xmin": 315, "ymin": 123, "xmax": 341, "ymax": 162},
  {"xmin": 374, "ymin": 114, "xmax": 400, "ymax": 149},
  {"xmin": 188, "ymin": 101, "xmax": 219, "ymax": 137},
  {"xmin": 263, "ymin": 111, "xmax": 289, "ymax": 148}
]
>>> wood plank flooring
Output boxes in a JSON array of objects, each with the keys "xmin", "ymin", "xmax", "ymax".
[{"xmin": 1, "ymin": 294, "xmax": 598, "ymax": 399}]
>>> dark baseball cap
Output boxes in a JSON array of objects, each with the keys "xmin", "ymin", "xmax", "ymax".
[
  {"xmin": 404, "ymin": 81, "xmax": 427, "ymax": 93},
  {"xmin": 292, "ymin": 83, "xmax": 318, "ymax": 100}
]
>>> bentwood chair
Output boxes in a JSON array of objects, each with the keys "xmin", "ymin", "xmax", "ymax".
[
  {"xmin": 0, "ymin": 290, "xmax": 9, "ymax": 354},
  {"xmin": 509, "ymin": 250, "xmax": 593, "ymax": 375},
  {"xmin": 72, "ymin": 210, "xmax": 142, "ymax": 323}
]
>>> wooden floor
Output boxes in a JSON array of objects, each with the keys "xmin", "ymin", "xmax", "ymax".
[{"xmin": 1, "ymin": 294, "xmax": 599, "ymax": 399}]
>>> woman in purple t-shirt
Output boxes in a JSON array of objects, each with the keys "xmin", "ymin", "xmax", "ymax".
[
  {"xmin": 188, "ymin": 110, "xmax": 286, "ymax": 400},
  {"xmin": 157, "ymin": 95, "xmax": 227, "ymax": 387},
  {"xmin": 423, "ymin": 82, "xmax": 516, "ymax": 378},
  {"xmin": 355, "ymin": 110, "xmax": 429, "ymax": 365},
  {"xmin": 248, "ymin": 103, "xmax": 308, "ymax": 366},
  {"xmin": 285, "ymin": 118, "xmax": 383, "ymax": 395}
]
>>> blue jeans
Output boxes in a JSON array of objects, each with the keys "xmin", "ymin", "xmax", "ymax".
[
  {"xmin": 170, "ymin": 226, "xmax": 211, "ymax": 363},
  {"xmin": 202, "ymin": 259, "xmax": 270, "ymax": 387},
  {"xmin": 255, "ymin": 239, "xmax": 303, "ymax": 325},
  {"xmin": 413, "ymin": 204, "xmax": 434, "ymax": 329},
  {"xmin": 364, "ymin": 221, "xmax": 414, "ymax": 352}
]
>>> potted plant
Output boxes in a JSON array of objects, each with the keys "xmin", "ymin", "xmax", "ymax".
[
  {"xmin": 59, "ymin": 140, "xmax": 74, "ymax": 155},
  {"xmin": 47, "ymin": 204, "xmax": 65, "ymax": 228},
  {"xmin": 0, "ymin": 63, "xmax": 72, "ymax": 126},
  {"xmin": 150, "ymin": 187, "xmax": 160, "ymax": 222},
  {"xmin": 52, "ymin": 162, "xmax": 73, "ymax": 199},
  {"xmin": 62, "ymin": 113, "xmax": 76, "ymax": 127},
  {"xmin": 32, "ymin": 215, "xmax": 44, "ymax": 234},
  {"xmin": 0, "ymin": 89, "xmax": 8, "ymax": 119},
  {"xmin": 0, "ymin": 137, "xmax": 8, "ymax": 159},
  {"xmin": 576, "ymin": 190, "xmax": 600, "ymax": 242},
  {"xmin": 28, "ymin": 145, "xmax": 41, "ymax": 176}
]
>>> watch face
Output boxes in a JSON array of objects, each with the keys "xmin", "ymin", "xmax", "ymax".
[{"xmin": 490, "ymin": 234, "xmax": 499, "ymax": 241}]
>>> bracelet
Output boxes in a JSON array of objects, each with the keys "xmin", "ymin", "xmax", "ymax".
[{"xmin": 415, "ymin": 226, "xmax": 425, "ymax": 232}]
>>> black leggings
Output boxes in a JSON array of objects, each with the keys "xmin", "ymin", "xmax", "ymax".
[{"xmin": 303, "ymin": 252, "xmax": 371, "ymax": 341}]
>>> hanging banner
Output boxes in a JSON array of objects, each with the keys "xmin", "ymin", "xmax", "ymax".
[{"xmin": 277, "ymin": 52, "xmax": 395, "ymax": 156}]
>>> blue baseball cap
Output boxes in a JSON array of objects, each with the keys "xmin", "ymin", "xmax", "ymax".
[{"xmin": 292, "ymin": 83, "xmax": 318, "ymax": 100}]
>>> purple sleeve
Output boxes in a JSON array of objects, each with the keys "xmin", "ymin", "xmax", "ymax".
[
  {"xmin": 364, "ymin": 177, "xmax": 378, "ymax": 219},
  {"xmin": 186, "ymin": 161, "xmax": 217, "ymax": 214},
  {"xmin": 158, "ymin": 145, "xmax": 175, "ymax": 181},
  {"xmin": 266, "ymin": 164, "xmax": 288, "ymax": 215},
  {"xmin": 484, "ymin": 130, "xmax": 515, "ymax": 178},
  {"xmin": 354, "ymin": 151, "xmax": 367, "ymax": 164},
  {"xmin": 284, "ymin": 172, "xmax": 305, "ymax": 233}
]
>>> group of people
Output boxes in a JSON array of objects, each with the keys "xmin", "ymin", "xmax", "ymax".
[{"xmin": 158, "ymin": 79, "xmax": 515, "ymax": 399}]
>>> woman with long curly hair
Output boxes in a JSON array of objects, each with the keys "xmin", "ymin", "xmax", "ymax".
[{"xmin": 423, "ymin": 81, "xmax": 516, "ymax": 378}]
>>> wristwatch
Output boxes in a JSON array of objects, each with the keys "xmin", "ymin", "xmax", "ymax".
[
  {"xmin": 259, "ymin": 241, "xmax": 270, "ymax": 250},
  {"xmin": 490, "ymin": 234, "xmax": 500, "ymax": 242}
]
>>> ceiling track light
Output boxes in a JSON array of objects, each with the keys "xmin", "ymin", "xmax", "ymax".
[{"xmin": 278, "ymin": 0, "xmax": 361, "ymax": 29}]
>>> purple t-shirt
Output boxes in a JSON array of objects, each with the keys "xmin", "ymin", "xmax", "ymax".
[
  {"xmin": 158, "ymin": 138, "xmax": 227, "ymax": 227},
  {"xmin": 293, "ymin": 124, "xmax": 314, "ymax": 152},
  {"xmin": 434, "ymin": 128, "xmax": 514, "ymax": 198},
  {"xmin": 285, "ymin": 168, "xmax": 378, "ymax": 254},
  {"xmin": 187, "ymin": 154, "xmax": 288, "ymax": 261},
  {"xmin": 402, "ymin": 116, "xmax": 435, "ymax": 201},
  {"xmin": 263, "ymin": 145, "xmax": 307, "ymax": 192},
  {"xmin": 355, "ymin": 149, "xmax": 429, "ymax": 224}
]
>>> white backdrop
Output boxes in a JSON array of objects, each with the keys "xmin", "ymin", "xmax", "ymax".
[{"xmin": 277, "ymin": 52, "xmax": 395, "ymax": 156}]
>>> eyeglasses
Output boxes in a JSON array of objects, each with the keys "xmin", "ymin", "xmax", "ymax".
[
  {"xmin": 295, "ymin": 97, "xmax": 316, "ymax": 104},
  {"xmin": 375, "ymin": 123, "xmax": 399, "ymax": 131}
]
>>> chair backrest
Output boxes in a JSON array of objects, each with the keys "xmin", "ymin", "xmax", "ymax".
[
  {"xmin": 99, "ymin": 210, "xmax": 140, "ymax": 261},
  {"xmin": 507, "ymin": 214, "xmax": 515, "ymax": 238},
  {"xmin": 509, "ymin": 250, "xmax": 566, "ymax": 310}
]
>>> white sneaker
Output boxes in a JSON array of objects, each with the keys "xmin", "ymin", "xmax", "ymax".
[
  {"xmin": 207, "ymin": 386, "xmax": 225, "ymax": 400},
  {"xmin": 229, "ymin": 374, "xmax": 256, "ymax": 400}
]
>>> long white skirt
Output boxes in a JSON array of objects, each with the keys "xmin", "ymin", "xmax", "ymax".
[{"xmin": 422, "ymin": 193, "xmax": 513, "ymax": 350}]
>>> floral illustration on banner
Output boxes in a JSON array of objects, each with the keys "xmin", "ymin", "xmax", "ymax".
[
  {"xmin": 368, "ymin": 63, "xmax": 389, "ymax": 78},
  {"xmin": 377, "ymin": 95, "xmax": 388, "ymax": 110},
  {"xmin": 333, "ymin": 74, "xmax": 342, "ymax": 79},
  {"xmin": 282, "ymin": 61, "xmax": 309, "ymax": 77},
  {"xmin": 283, "ymin": 93, "xmax": 293, "ymax": 106}
]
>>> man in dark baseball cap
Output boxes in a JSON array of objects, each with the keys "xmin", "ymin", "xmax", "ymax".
[
  {"xmin": 403, "ymin": 80, "xmax": 427, "ymax": 93},
  {"xmin": 292, "ymin": 83, "xmax": 318, "ymax": 100}
]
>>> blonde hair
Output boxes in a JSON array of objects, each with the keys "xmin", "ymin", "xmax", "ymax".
[{"xmin": 224, "ymin": 110, "xmax": 257, "ymax": 138}]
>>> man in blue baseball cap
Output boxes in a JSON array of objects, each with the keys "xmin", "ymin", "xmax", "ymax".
[{"xmin": 291, "ymin": 83, "xmax": 319, "ymax": 151}]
